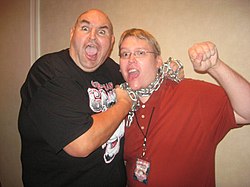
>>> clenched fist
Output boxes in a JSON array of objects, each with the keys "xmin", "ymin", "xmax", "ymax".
[{"xmin": 188, "ymin": 41, "xmax": 220, "ymax": 73}]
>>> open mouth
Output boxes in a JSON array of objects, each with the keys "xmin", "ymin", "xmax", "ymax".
[
  {"xmin": 111, "ymin": 139, "xmax": 118, "ymax": 148},
  {"xmin": 85, "ymin": 44, "xmax": 98, "ymax": 60},
  {"xmin": 128, "ymin": 68, "xmax": 140, "ymax": 80}
]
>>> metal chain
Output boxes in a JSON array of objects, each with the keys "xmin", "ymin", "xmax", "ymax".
[
  {"xmin": 120, "ymin": 57, "xmax": 183, "ymax": 112},
  {"xmin": 120, "ymin": 57, "xmax": 183, "ymax": 127}
]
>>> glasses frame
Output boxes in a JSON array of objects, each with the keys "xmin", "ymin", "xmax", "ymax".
[{"xmin": 119, "ymin": 49, "xmax": 157, "ymax": 59}]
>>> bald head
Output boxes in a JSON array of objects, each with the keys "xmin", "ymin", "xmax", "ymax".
[
  {"xmin": 69, "ymin": 9, "xmax": 115, "ymax": 72},
  {"xmin": 75, "ymin": 9, "xmax": 114, "ymax": 34}
]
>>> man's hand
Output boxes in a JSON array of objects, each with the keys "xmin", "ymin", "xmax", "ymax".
[
  {"xmin": 115, "ymin": 85, "xmax": 133, "ymax": 108},
  {"xmin": 188, "ymin": 41, "xmax": 220, "ymax": 73},
  {"xmin": 165, "ymin": 57, "xmax": 184, "ymax": 82}
]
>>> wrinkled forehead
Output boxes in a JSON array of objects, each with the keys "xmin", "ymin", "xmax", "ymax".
[{"xmin": 77, "ymin": 10, "xmax": 113, "ymax": 32}]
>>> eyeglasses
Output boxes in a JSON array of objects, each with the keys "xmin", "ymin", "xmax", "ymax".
[{"xmin": 119, "ymin": 50, "xmax": 157, "ymax": 59}]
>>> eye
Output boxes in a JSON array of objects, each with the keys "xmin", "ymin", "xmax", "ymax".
[
  {"xmin": 98, "ymin": 29, "xmax": 106, "ymax": 36},
  {"xmin": 135, "ymin": 50, "xmax": 146, "ymax": 57},
  {"xmin": 80, "ymin": 26, "xmax": 89, "ymax": 32},
  {"xmin": 120, "ymin": 52, "xmax": 130, "ymax": 58}
]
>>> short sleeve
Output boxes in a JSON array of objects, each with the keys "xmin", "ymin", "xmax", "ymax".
[
  {"xmin": 28, "ymin": 77, "xmax": 93, "ymax": 153},
  {"xmin": 197, "ymin": 81, "xmax": 238, "ymax": 143}
]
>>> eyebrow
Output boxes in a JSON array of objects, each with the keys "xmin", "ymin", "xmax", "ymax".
[
  {"xmin": 78, "ymin": 19, "xmax": 110, "ymax": 30},
  {"xmin": 120, "ymin": 47, "xmax": 148, "ymax": 51},
  {"xmin": 78, "ymin": 19, "xmax": 90, "ymax": 25}
]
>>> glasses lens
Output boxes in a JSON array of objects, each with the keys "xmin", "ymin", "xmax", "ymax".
[{"xmin": 135, "ymin": 50, "xmax": 146, "ymax": 58}]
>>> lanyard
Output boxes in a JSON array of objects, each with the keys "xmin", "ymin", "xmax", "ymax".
[{"xmin": 134, "ymin": 107, "xmax": 155, "ymax": 158}]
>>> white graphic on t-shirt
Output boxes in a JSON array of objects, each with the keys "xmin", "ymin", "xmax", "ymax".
[
  {"xmin": 88, "ymin": 81, "xmax": 116, "ymax": 112},
  {"xmin": 88, "ymin": 81, "xmax": 125, "ymax": 164},
  {"xmin": 102, "ymin": 120, "xmax": 125, "ymax": 163}
]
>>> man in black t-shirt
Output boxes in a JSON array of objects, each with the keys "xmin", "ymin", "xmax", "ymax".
[{"xmin": 18, "ymin": 9, "xmax": 132, "ymax": 186}]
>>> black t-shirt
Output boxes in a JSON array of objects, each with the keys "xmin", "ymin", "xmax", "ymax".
[{"xmin": 18, "ymin": 49, "xmax": 126, "ymax": 187}]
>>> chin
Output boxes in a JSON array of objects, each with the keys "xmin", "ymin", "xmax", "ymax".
[{"xmin": 129, "ymin": 84, "xmax": 141, "ymax": 91}]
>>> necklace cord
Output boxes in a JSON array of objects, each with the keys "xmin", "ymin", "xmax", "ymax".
[{"xmin": 134, "ymin": 107, "xmax": 155, "ymax": 157}]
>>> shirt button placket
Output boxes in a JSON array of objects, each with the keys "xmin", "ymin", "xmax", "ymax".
[{"xmin": 141, "ymin": 104, "xmax": 146, "ymax": 130}]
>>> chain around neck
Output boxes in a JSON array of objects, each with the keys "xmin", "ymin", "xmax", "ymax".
[
  {"xmin": 120, "ymin": 57, "xmax": 183, "ymax": 112},
  {"xmin": 120, "ymin": 57, "xmax": 183, "ymax": 127}
]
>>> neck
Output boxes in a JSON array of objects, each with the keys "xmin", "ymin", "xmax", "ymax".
[{"xmin": 139, "ymin": 96, "xmax": 150, "ymax": 104}]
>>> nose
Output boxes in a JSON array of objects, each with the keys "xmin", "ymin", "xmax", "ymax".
[
  {"xmin": 89, "ymin": 29, "xmax": 96, "ymax": 41},
  {"xmin": 128, "ymin": 52, "xmax": 136, "ymax": 63}
]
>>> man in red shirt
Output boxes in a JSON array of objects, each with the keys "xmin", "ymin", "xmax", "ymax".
[{"xmin": 119, "ymin": 28, "xmax": 250, "ymax": 186}]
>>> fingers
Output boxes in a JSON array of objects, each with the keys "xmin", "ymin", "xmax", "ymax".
[
  {"xmin": 165, "ymin": 58, "xmax": 184, "ymax": 82},
  {"xmin": 116, "ymin": 84, "xmax": 132, "ymax": 101},
  {"xmin": 178, "ymin": 68, "xmax": 185, "ymax": 80},
  {"xmin": 188, "ymin": 41, "xmax": 219, "ymax": 72},
  {"xmin": 116, "ymin": 84, "xmax": 134, "ymax": 109},
  {"xmin": 188, "ymin": 41, "xmax": 217, "ymax": 63}
]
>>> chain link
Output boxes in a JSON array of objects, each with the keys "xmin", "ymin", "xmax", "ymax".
[
  {"xmin": 120, "ymin": 57, "xmax": 183, "ymax": 113},
  {"xmin": 121, "ymin": 57, "xmax": 183, "ymax": 127}
]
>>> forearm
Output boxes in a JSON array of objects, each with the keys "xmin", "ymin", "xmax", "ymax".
[
  {"xmin": 208, "ymin": 59, "xmax": 250, "ymax": 124},
  {"xmin": 64, "ymin": 99, "xmax": 131, "ymax": 157},
  {"xmin": 86, "ymin": 99, "xmax": 131, "ymax": 154}
]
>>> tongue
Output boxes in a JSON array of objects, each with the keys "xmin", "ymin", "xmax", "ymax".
[
  {"xmin": 128, "ymin": 71, "xmax": 139, "ymax": 80},
  {"xmin": 86, "ymin": 46, "xmax": 98, "ymax": 56}
]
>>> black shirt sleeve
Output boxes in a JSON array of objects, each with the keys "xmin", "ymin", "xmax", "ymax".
[{"xmin": 28, "ymin": 76, "xmax": 93, "ymax": 153}]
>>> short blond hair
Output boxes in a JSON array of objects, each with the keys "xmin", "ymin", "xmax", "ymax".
[{"xmin": 118, "ymin": 28, "xmax": 161, "ymax": 55}]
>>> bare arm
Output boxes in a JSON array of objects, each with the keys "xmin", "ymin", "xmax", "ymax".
[
  {"xmin": 63, "ymin": 86, "xmax": 132, "ymax": 157},
  {"xmin": 188, "ymin": 41, "xmax": 250, "ymax": 124}
]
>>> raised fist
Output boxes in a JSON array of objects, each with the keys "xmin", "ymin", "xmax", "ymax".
[{"xmin": 188, "ymin": 41, "xmax": 219, "ymax": 73}]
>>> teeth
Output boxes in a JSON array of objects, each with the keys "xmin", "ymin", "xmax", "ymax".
[
  {"xmin": 88, "ymin": 44, "xmax": 95, "ymax": 47},
  {"xmin": 128, "ymin": 69, "xmax": 137, "ymax": 73}
]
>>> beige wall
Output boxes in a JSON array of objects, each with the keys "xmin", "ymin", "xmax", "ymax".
[
  {"xmin": 0, "ymin": 0, "xmax": 249, "ymax": 186},
  {"xmin": 0, "ymin": 0, "xmax": 30, "ymax": 186}
]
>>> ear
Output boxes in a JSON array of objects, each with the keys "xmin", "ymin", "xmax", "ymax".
[
  {"xmin": 70, "ymin": 27, "xmax": 75, "ymax": 41},
  {"xmin": 108, "ymin": 35, "xmax": 115, "ymax": 56},
  {"xmin": 111, "ymin": 35, "xmax": 115, "ymax": 47},
  {"xmin": 156, "ymin": 55, "xmax": 163, "ymax": 68}
]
